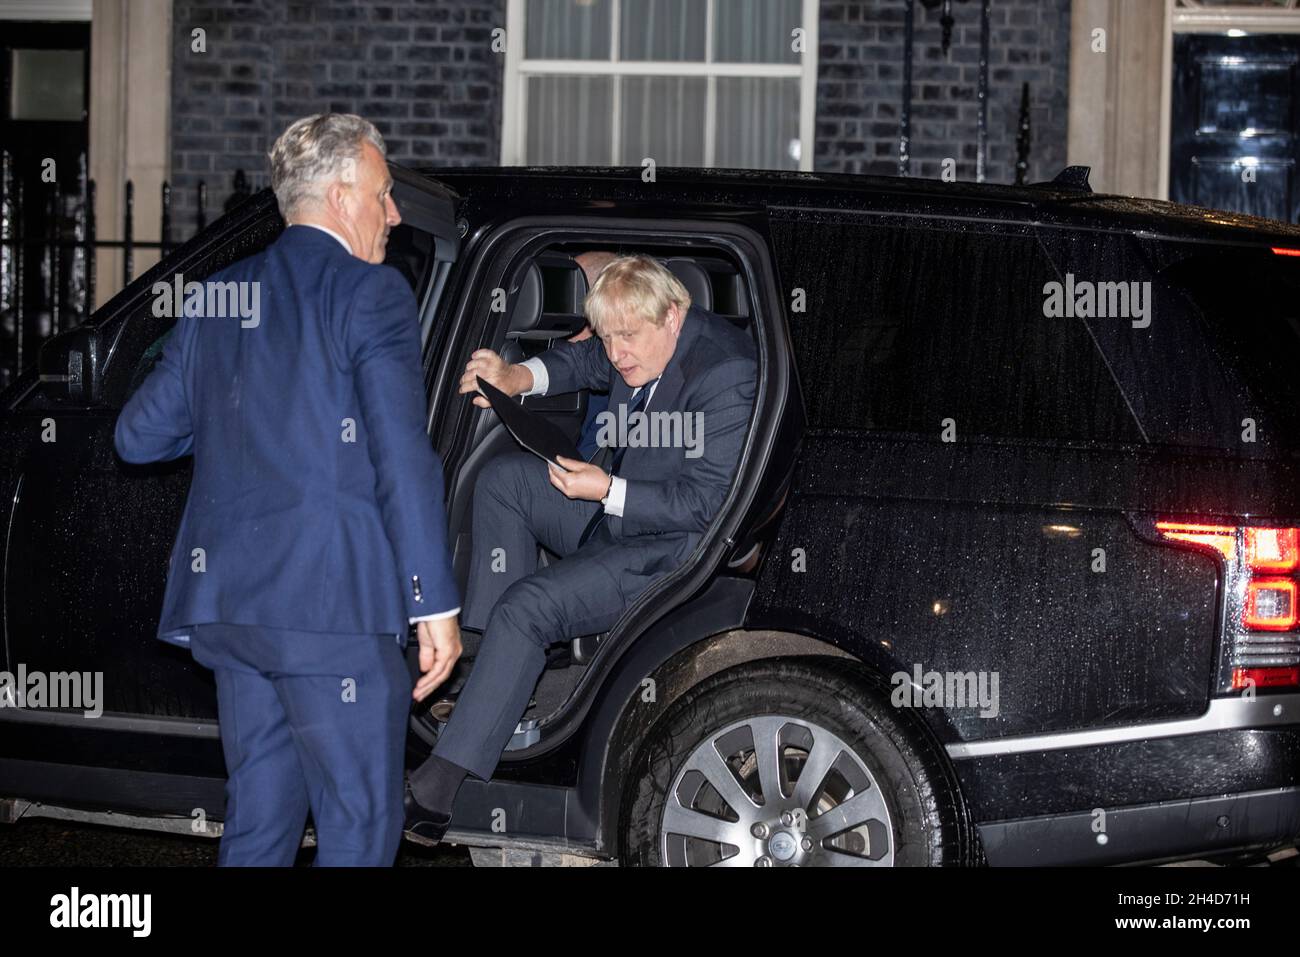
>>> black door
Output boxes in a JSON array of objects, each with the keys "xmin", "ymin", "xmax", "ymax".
[
  {"xmin": 0, "ymin": 20, "xmax": 92, "ymax": 389},
  {"xmin": 1171, "ymin": 33, "xmax": 1300, "ymax": 224}
]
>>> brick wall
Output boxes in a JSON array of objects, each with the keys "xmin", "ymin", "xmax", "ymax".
[
  {"xmin": 168, "ymin": 0, "xmax": 1072, "ymax": 228},
  {"xmin": 815, "ymin": 0, "xmax": 1072, "ymax": 184},
  {"xmin": 169, "ymin": 0, "xmax": 506, "ymax": 229}
]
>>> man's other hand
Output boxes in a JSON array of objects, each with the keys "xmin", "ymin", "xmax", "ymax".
[
  {"xmin": 547, "ymin": 456, "xmax": 611, "ymax": 501},
  {"xmin": 459, "ymin": 349, "xmax": 532, "ymax": 409},
  {"xmin": 413, "ymin": 615, "xmax": 462, "ymax": 702}
]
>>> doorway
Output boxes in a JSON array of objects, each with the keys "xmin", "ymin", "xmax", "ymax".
[
  {"xmin": 0, "ymin": 19, "xmax": 91, "ymax": 388},
  {"xmin": 1168, "ymin": 32, "xmax": 1300, "ymax": 224}
]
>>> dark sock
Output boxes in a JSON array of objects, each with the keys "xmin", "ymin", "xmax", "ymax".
[{"xmin": 409, "ymin": 753, "xmax": 469, "ymax": 816}]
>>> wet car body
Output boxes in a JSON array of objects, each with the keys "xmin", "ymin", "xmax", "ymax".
[{"xmin": 1, "ymin": 164, "xmax": 1298, "ymax": 866}]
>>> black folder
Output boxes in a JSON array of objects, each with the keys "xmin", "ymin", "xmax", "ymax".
[{"xmin": 477, "ymin": 375, "xmax": 581, "ymax": 470}]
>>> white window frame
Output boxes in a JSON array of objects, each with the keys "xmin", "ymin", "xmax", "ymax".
[
  {"xmin": 501, "ymin": 0, "xmax": 819, "ymax": 170},
  {"xmin": 0, "ymin": 0, "xmax": 91, "ymax": 19}
]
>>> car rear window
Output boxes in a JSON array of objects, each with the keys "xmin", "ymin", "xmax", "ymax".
[
  {"xmin": 770, "ymin": 215, "xmax": 1145, "ymax": 445},
  {"xmin": 1039, "ymin": 229, "xmax": 1300, "ymax": 456},
  {"xmin": 1150, "ymin": 242, "xmax": 1300, "ymax": 452}
]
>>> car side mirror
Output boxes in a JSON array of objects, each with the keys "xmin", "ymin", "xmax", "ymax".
[{"xmin": 37, "ymin": 325, "xmax": 103, "ymax": 405}]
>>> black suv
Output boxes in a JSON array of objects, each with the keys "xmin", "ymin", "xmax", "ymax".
[{"xmin": 3, "ymin": 165, "xmax": 1299, "ymax": 867}]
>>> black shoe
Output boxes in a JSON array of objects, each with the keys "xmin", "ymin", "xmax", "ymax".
[{"xmin": 403, "ymin": 781, "xmax": 452, "ymax": 847}]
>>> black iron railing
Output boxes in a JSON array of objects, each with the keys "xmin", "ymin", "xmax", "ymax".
[
  {"xmin": 900, "ymin": 0, "xmax": 1033, "ymax": 185},
  {"xmin": 0, "ymin": 151, "xmax": 253, "ymax": 390}
]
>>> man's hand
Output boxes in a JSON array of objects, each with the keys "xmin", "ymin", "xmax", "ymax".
[
  {"xmin": 459, "ymin": 349, "xmax": 532, "ymax": 409},
  {"xmin": 547, "ymin": 456, "xmax": 612, "ymax": 501},
  {"xmin": 412, "ymin": 615, "xmax": 462, "ymax": 702}
]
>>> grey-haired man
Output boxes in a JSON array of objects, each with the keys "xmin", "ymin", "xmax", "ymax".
[{"xmin": 117, "ymin": 113, "xmax": 461, "ymax": 865}]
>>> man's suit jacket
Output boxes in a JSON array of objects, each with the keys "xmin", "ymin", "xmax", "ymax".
[
  {"xmin": 540, "ymin": 304, "xmax": 757, "ymax": 573},
  {"xmin": 114, "ymin": 225, "xmax": 458, "ymax": 645}
]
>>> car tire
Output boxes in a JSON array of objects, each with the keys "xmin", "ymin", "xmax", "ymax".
[{"xmin": 619, "ymin": 658, "xmax": 974, "ymax": 867}]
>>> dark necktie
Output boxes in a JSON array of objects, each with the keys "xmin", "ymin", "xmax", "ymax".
[{"xmin": 577, "ymin": 378, "xmax": 658, "ymax": 547}]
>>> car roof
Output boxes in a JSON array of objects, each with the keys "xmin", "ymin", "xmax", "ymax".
[{"xmin": 411, "ymin": 164, "xmax": 1300, "ymax": 247}]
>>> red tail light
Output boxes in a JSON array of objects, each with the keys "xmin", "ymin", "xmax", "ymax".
[
  {"xmin": 1245, "ymin": 527, "xmax": 1299, "ymax": 572},
  {"xmin": 1233, "ymin": 666, "xmax": 1300, "ymax": 690},
  {"xmin": 1243, "ymin": 578, "xmax": 1297, "ymax": 630},
  {"xmin": 1272, "ymin": 247, "xmax": 1300, "ymax": 257},
  {"xmin": 1154, "ymin": 521, "xmax": 1236, "ymax": 560},
  {"xmin": 1157, "ymin": 521, "xmax": 1300, "ymax": 692}
]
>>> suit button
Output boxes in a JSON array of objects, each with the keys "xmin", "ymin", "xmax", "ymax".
[{"xmin": 412, "ymin": 575, "xmax": 423, "ymax": 602}]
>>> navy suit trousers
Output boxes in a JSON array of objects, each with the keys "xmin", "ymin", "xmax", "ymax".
[
  {"xmin": 190, "ymin": 623, "xmax": 410, "ymax": 866},
  {"xmin": 427, "ymin": 452, "xmax": 670, "ymax": 781}
]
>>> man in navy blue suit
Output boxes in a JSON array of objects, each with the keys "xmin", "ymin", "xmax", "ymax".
[
  {"xmin": 115, "ymin": 113, "xmax": 461, "ymax": 866},
  {"xmin": 404, "ymin": 255, "xmax": 756, "ymax": 843}
]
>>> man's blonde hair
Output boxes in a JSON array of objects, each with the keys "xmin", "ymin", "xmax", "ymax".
[{"xmin": 584, "ymin": 255, "xmax": 692, "ymax": 337}]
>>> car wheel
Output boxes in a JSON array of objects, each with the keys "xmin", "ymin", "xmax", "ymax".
[{"xmin": 619, "ymin": 659, "xmax": 970, "ymax": 867}]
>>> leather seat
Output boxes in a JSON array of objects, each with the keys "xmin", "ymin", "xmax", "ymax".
[
  {"xmin": 663, "ymin": 257, "xmax": 713, "ymax": 311},
  {"xmin": 501, "ymin": 262, "xmax": 544, "ymax": 358}
]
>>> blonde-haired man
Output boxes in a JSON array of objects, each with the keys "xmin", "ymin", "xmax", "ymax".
[{"xmin": 405, "ymin": 254, "xmax": 757, "ymax": 843}]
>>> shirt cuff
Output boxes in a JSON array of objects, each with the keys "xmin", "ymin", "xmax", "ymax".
[
  {"xmin": 519, "ymin": 357, "xmax": 548, "ymax": 397},
  {"xmin": 603, "ymin": 475, "xmax": 627, "ymax": 517},
  {"xmin": 410, "ymin": 606, "xmax": 460, "ymax": 624}
]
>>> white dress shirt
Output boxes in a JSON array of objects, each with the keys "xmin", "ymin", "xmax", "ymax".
[{"xmin": 518, "ymin": 356, "xmax": 659, "ymax": 518}]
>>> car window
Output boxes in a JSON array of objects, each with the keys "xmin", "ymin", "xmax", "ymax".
[
  {"xmin": 1151, "ymin": 243, "xmax": 1300, "ymax": 453},
  {"xmin": 112, "ymin": 218, "xmax": 445, "ymax": 408},
  {"xmin": 771, "ymin": 216, "xmax": 1144, "ymax": 444},
  {"xmin": 1072, "ymin": 235, "xmax": 1300, "ymax": 455},
  {"xmin": 103, "ymin": 213, "xmax": 286, "ymax": 407}
]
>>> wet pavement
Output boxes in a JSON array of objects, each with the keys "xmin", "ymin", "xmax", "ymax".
[
  {"xmin": 4, "ymin": 815, "xmax": 1292, "ymax": 868},
  {"xmin": 0, "ymin": 818, "xmax": 471, "ymax": 866}
]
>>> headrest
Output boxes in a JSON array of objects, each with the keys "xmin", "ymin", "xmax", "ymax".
[
  {"xmin": 506, "ymin": 262, "xmax": 543, "ymax": 335},
  {"xmin": 664, "ymin": 257, "xmax": 712, "ymax": 311}
]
